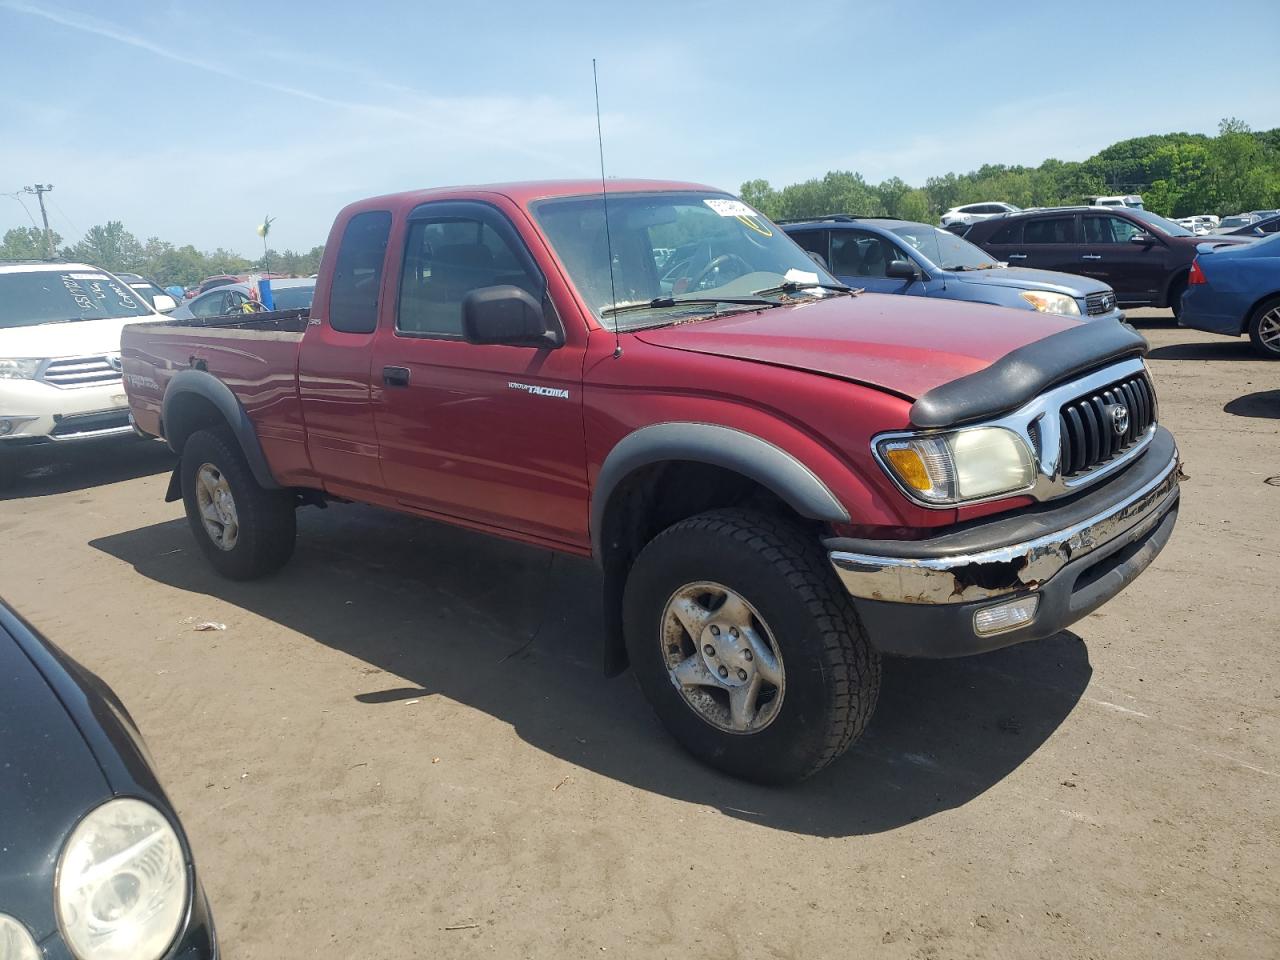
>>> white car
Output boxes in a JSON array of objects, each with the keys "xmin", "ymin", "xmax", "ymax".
[
  {"xmin": 1090, "ymin": 194, "xmax": 1145, "ymax": 210},
  {"xmin": 0, "ymin": 262, "xmax": 175, "ymax": 447},
  {"xmin": 940, "ymin": 202, "xmax": 1021, "ymax": 227}
]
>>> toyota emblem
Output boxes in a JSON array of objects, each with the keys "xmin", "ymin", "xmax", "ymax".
[{"xmin": 1108, "ymin": 403, "xmax": 1129, "ymax": 436}]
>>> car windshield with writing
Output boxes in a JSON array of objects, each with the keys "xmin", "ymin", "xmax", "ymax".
[
  {"xmin": 0, "ymin": 270, "xmax": 154, "ymax": 329},
  {"xmin": 890, "ymin": 224, "xmax": 999, "ymax": 271},
  {"xmin": 1128, "ymin": 209, "xmax": 1194, "ymax": 237},
  {"xmin": 533, "ymin": 193, "xmax": 842, "ymax": 330}
]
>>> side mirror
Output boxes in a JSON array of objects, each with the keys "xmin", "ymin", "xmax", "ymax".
[
  {"xmin": 885, "ymin": 259, "xmax": 920, "ymax": 281},
  {"xmin": 151, "ymin": 294, "xmax": 178, "ymax": 313},
  {"xmin": 1130, "ymin": 233, "xmax": 1156, "ymax": 245},
  {"xmin": 1254, "ymin": 227, "xmax": 1265, "ymax": 237},
  {"xmin": 462, "ymin": 285, "xmax": 562, "ymax": 348}
]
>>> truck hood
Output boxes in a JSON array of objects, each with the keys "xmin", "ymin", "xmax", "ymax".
[
  {"xmin": 0, "ymin": 315, "xmax": 163, "ymax": 360},
  {"xmin": 952, "ymin": 266, "xmax": 1111, "ymax": 297},
  {"xmin": 633, "ymin": 292, "xmax": 1081, "ymax": 400}
]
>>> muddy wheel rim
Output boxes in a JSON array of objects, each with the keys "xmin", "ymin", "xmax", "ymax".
[
  {"xmin": 660, "ymin": 581, "xmax": 785, "ymax": 734},
  {"xmin": 195, "ymin": 463, "xmax": 239, "ymax": 551},
  {"xmin": 1259, "ymin": 307, "xmax": 1280, "ymax": 353}
]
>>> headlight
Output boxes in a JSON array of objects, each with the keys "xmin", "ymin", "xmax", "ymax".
[
  {"xmin": 0, "ymin": 914, "xmax": 41, "ymax": 960},
  {"xmin": 0, "ymin": 359, "xmax": 41, "ymax": 380},
  {"xmin": 55, "ymin": 798, "xmax": 188, "ymax": 960},
  {"xmin": 877, "ymin": 426, "xmax": 1037, "ymax": 505},
  {"xmin": 1020, "ymin": 291, "xmax": 1080, "ymax": 316}
]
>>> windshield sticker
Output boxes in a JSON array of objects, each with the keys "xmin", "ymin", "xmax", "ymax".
[
  {"xmin": 704, "ymin": 199, "xmax": 756, "ymax": 218},
  {"xmin": 785, "ymin": 269, "xmax": 820, "ymax": 286}
]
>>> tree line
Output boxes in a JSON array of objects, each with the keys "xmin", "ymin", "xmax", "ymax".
[
  {"xmin": 4, "ymin": 118, "xmax": 1277, "ymax": 284},
  {"xmin": 742, "ymin": 118, "xmax": 1280, "ymax": 222},
  {"xmin": 0, "ymin": 221, "xmax": 324, "ymax": 288}
]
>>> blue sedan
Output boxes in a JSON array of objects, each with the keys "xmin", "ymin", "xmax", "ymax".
[
  {"xmin": 781, "ymin": 216, "xmax": 1124, "ymax": 323},
  {"xmin": 1179, "ymin": 233, "xmax": 1280, "ymax": 358}
]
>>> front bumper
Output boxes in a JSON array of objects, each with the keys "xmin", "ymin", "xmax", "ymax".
[
  {"xmin": 1, "ymin": 377, "xmax": 134, "ymax": 445},
  {"xmin": 828, "ymin": 426, "xmax": 1181, "ymax": 657}
]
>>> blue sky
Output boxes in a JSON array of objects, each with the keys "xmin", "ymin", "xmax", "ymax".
[{"xmin": 2, "ymin": 0, "xmax": 1278, "ymax": 254}]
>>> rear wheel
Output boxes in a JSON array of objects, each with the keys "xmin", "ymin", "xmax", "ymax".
[
  {"xmin": 1247, "ymin": 296, "xmax": 1280, "ymax": 359},
  {"xmin": 1167, "ymin": 274, "xmax": 1190, "ymax": 320},
  {"xmin": 623, "ymin": 509, "xmax": 880, "ymax": 784},
  {"xmin": 181, "ymin": 428, "xmax": 296, "ymax": 579}
]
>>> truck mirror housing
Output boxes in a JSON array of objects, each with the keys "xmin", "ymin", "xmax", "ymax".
[{"xmin": 462, "ymin": 285, "xmax": 563, "ymax": 348}]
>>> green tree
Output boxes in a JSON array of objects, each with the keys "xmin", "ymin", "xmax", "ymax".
[
  {"xmin": 0, "ymin": 226, "xmax": 63, "ymax": 259},
  {"xmin": 66, "ymin": 221, "xmax": 144, "ymax": 273}
]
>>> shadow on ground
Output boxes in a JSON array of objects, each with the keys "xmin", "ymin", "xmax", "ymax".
[
  {"xmin": 1147, "ymin": 339, "xmax": 1257, "ymax": 361},
  {"xmin": 92, "ymin": 505, "xmax": 1091, "ymax": 838},
  {"xmin": 1224, "ymin": 389, "xmax": 1280, "ymax": 420},
  {"xmin": 0, "ymin": 437, "xmax": 174, "ymax": 500}
]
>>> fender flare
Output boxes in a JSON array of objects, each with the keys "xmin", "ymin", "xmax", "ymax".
[
  {"xmin": 590, "ymin": 422, "xmax": 849, "ymax": 562},
  {"xmin": 161, "ymin": 369, "xmax": 281, "ymax": 490}
]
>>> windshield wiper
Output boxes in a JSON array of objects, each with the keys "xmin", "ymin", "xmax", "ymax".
[
  {"xmin": 601, "ymin": 295, "xmax": 778, "ymax": 318},
  {"xmin": 751, "ymin": 280, "xmax": 852, "ymax": 297}
]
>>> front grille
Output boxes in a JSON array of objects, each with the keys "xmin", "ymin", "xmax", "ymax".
[
  {"xmin": 49, "ymin": 409, "xmax": 130, "ymax": 437},
  {"xmin": 40, "ymin": 355, "xmax": 121, "ymax": 388},
  {"xmin": 1085, "ymin": 291, "xmax": 1116, "ymax": 316},
  {"xmin": 1057, "ymin": 372, "xmax": 1156, "ymax": 479}
]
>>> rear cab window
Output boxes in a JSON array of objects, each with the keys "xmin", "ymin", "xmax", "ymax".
[{"xmin": 329, "ymin": 210, "xmax": 392, "ymax": 334}]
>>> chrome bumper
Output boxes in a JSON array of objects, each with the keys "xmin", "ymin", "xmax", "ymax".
[{"xmin": 830, "ymin": 452, "xmax": 1181, "ymax": 606}]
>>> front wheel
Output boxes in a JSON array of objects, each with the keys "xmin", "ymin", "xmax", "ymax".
[
  {"xmin": 1247, "ymin": 296, "xmax": 1280, "ymax": 359},
  {"xmin": 623, "ymin": 509, "xmax": 880, "ymax": 784},
  {"xmin": 181, "ymin": 428, "xmax": 296, "ymax": 579}
]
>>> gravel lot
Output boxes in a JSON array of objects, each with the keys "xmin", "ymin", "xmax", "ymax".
[{"xmin": 1, "ymin": 311, "xmax": 1276, "ymax": 959}]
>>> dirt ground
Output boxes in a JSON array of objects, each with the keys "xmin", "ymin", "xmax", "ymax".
[{"xmin": 1, "ymin": 311, "xmax": 1277, "ymax": 959}]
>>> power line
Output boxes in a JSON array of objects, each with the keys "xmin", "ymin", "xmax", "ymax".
[
  {"xmin": 49, "ymin": 195, "xmax": 80, "ymax": 241},
  {"xmin": 2, "ymin": 191, "xmax": 41, "ymax": 230}
]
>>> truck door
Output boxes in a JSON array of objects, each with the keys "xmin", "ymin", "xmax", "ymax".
[
  {"xmin": 296, "ymin": 209, "xmax": 392, "ymax": 495},
  {"xmin": 369, "ymin": 199, "xmax": 589, "ymax": 548}
]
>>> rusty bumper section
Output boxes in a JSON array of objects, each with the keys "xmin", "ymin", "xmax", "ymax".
[{"xmin": 831, "ymin": 452, "xmax": 1181, "ymax": 606}]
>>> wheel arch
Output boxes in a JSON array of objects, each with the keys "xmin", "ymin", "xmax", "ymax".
[
  {"xmin": 591, "ymin": 423, "xmax": 851, "ymax": 675},
  {"xmin": 1163, "ymin": 266, "xmax": 1190, "ymax": 306},
  {"xmin": 161, "ymin": 370, "xmax": 280, "ymax": 491}
]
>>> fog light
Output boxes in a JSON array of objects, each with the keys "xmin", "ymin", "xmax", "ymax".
[{"xmin": 973, "ymin": 596, "xmax": 1039, "ymax": 636}]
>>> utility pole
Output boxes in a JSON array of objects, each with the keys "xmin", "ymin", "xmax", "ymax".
[{"xmin": 23, "ymin": 184, "xmax": 54, "ymax": 258}]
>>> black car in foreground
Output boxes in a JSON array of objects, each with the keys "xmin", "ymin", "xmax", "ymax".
[
  {"xmin": 964, "ymin": 206, "xmax": 1250, "ymax": 317},
  {"xmin": 0, "ymin": 601, "xmax": 216, "ymax": 960}
]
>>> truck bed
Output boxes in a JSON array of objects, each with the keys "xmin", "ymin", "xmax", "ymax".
[{"xmin": 159, "ymin": 308, "xmax": 311, "ymax": 334}]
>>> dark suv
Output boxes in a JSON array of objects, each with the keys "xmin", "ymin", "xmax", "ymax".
[{"xmin": 965, "ymin": 206, "xmax": 1250, "ymax": 316}]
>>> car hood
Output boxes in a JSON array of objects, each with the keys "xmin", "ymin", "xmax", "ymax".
[
  {"xmin": 0, "ymin": 314, "xmax": 163, "ymax": 360},
  {"xmin": 951, "ymin": 266, "xmax": 1111, "ymax": 297},
  {"xmin": 0, "ymin": 632, "xmax": 111, "ymax": 940},
  {"xmin": 633, "ymin": 292, "xmax": 1081, "ymax": 399}
]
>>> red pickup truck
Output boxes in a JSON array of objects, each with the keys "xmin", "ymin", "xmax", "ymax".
[{"xmin": 123, "ymin": 180, "xmax": 1181, "ymax": 783}]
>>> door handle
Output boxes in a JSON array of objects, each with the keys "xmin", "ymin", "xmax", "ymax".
[
  {"xmin": 383, "ymin": 365, "xmax": 410, "ymax": 388},
  {"xmin": 1007, "ymin": 254, "xmax": 1027, "ymax": 260},
  {"xmin": 1081, "ymin": 255, "xmax": 1103, "ymax": 261}
]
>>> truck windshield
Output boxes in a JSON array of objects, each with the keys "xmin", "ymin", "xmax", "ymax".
[
  {"xmin": 532, "ymin": 192, "xmax": 841, "ymax": 330},
  {"xmin": 0, "ymin": 270, "xmax": 154, "ymax": 329},
  {"xmin": 889, "ymin": 224, "xmax": 998, "ymax": 271}
]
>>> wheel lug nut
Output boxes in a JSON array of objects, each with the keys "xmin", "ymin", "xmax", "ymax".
[
  {"xmin": 704, "ymin": 644, "xmax": 715, "ymax": 656},
  {"xmin": 730, "ymin": 627, "xmax": 739, "ymax": 638},
  {"xmin": 710, "ymin": 625, "xmax": 720, "ymax": 636},
  {"xmin": 743, "ymin": 650, "xmax": 753, "ymax": 661},
  {"xmin": 717, "ymin": 666, "xmax": 729, "ymax": 678},
  {"xmin": 737, "ymin": 669, "xmax": 748, "ymax": 681}
]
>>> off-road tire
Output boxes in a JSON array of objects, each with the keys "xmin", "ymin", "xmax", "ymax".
[
  {"xmin": 623, "ymin": 508, "xmax": 880, "ymax": 784},
  {"xmin": 1247, "ymin": 295, "xmax": 1280, "ymax": 359},
  {"xmin": 181, "ymin": 427, "xmax": 296, "ymax": 579}
]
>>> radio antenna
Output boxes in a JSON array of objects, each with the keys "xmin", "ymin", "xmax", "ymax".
[{"xmin": 593, "ymin": 58, "xmax": 622, "ymax": 359}]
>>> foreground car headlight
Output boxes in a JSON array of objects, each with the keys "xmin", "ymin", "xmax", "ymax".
[
  {"xmin": 56, "ymin": 798, "xmax": 188, "ymax": 960},
  {"xmin": 877, "ymin": 427, "xmax": 1037, "ymax": 504},
  {"xmin": 0, "ymin": 359, "xmax": 41, "ymax": 380},
  {"xmin": 1020, "ymin": 291, "xmax": 1080, "ymax": 316},
  {"xmin": 0, "ymin": 914, "xmax": 41, "ymax": 960}
]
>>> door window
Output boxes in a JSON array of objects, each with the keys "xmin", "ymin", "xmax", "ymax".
[
  {"xmin": 397, "ymin": 215, "xmax": 542, "ymax": 337},
  {"xmin": 329, "ymin": 210, "xmax": 392, "ymax": 334},
  {"xmin": 986, "ymin": 221, "xmax": 1023, "ymax": 244},
  {"xmin": 830, "ymin": 231, "xmax": 900, "ymax": 277},
  {"xmin": 1083, "ymin": 216, "xmax": 1144, "ymax": 243},
  {"xmin": 190, "ymin": 291, "xmax": 228, "ymax": 317},
  {"xmin": 788, "ymin": 230, "xmax": 829, "ymax": 268},
  {"xmin": 1024, "ymin": 216, "xmax": 1077, "ymax": 244}
]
